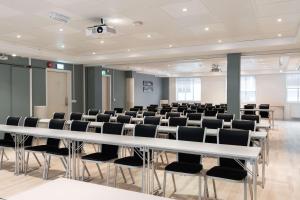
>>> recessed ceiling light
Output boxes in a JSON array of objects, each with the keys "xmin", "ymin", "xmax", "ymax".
[
  {"xmin": 182, "ymin": 8, "xmax": 188, "ymax": 12},
  {"xmin": 100, "ymin": 40, "xmax": 104, "ymax": 44},
  {"xmin": 277, "ymin": 18, "xmax": 282, "ymax": 22},
  {"xmin": 204, "ymin": 27, "xmax": 210, "ymax": 31},
  {"xmin": 169, "ymin": 44, "xmax": 173, "ymax": 48},
  {"xmin": 92, "ymin": 52, "xmax": 96, "ymax": 55},
  {"xmin": 12, "ymin": 54, "xmax": 17, "ymax": 57},
  {"xmin": 59, "ymin": 28, "xmax": 63, "ymax": 32},
  {"xmin": 16, "ymin": 35, "xmax": 21, "ymax": 39},
  {"xmin": 147, "ymin": 34, "xmax": 152, "ymax": 38},
  {"xmin": 61, "ymin": 44, "xmax": 65, "ymax": 48},
  {"xmin": 218, "ymin": 39, "xmax": 222, "ymax": 43},
  {"xmin": 280, "ymin": 70, "xmax": 283, "ymax": 73},
  {"xmin": 277, "ymin": 33, "xmax": 282, "ymax": 37}
]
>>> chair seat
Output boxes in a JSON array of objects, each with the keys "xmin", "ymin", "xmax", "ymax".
[
  {"xmin": 46, "ymin": 148, "xmax": 69, "ymax": 156},
  {"xmin": 206, "ymin": 166, "xmax": 247, "ymax": 181},
  {"xmin": 25, "ymin": 145, "xmax": 56, "ymax": 152},
  {"xmin": 165, "ymin": 161, "xmax": 203, "ymax": 174},
  {"xmin": 81, "ymin": 152, "xmax": 118, "ymax": 162},
  {"xmin": 114, "ymin": 156, "xmax": 143, "ymax": 167},
  {"xmin": 0, "ymin": 140, "xmax": 15, "ymax": 147}
]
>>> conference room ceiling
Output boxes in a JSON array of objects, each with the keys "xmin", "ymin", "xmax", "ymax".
[{"xmin": 0, "ymin": 0, "xmax": 299, "ymax": 66}]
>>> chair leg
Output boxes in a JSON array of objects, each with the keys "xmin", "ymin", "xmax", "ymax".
[
  {"xmin": 107, "ymin": 163, "xmax": 110, "ymax": 185},
  {"xmin": 0, "ymin": 149, "xmax": 4, "ymax": 169},
  {"xmin": 248, "ymin": 177, "xmax": 253, "ymax": 200},
  {"xmin": 42, "ymin": 154, "xmax": 47, "ymax": 179},
  {"xmin": 162, "ymin": 171, "xmax": 167, "ymax": 197},
  {"xmin": 60, "ymin": 157, "xmax": 67, "ymax": 170},
  {"xmin": 46, "ymin": 155, "xmax": 51, "ymax": 179},
  {"xmin": 204, "ymin": 176, "xmax": 209, "ymax": 199},
  {"xmin": 120, "ymin": 167, "xmax": 127, "ymax": 183},
  {"xmin": 3, "ymin": 150, "xmax": 9, "ymax": 161},
  {"xmin": 24, "ymin": 152, "xmax": 30, "ymax": 175},
  {"xmin": 244, "ymin": 178, "xmax": 248, "ymax": 200},
  {"xmin": 114, "ymin": 166, "xmax": 118, "ymax": 187},
  {"xmin": 164, "ymin": 152, "xmax": 169, "ymax": 164},
  {"xmin": 154, "ymin": 169, "xmax": 161, "ymax": 189},
  {"xmin": 160, "ymin": 154, "xmax": 164, "ymax": 164},
  {"xmin": 171, "ymin": 174, "xmax": 176, "ymax": 193},
  {"xmin": 81, "ymin": 161, "xmax": 85, "ymax": 181},
  {"xmin": 128, "ymin": 168, "xmax": 135, "ymax": 184},
  {"xmin": 198, "ymin": 175, "xmax": 203, "ymax": 200},
  {"xmin": 96, "ymin": 163, "xmax": 104, "ymax": 179},
  {"xmin": 32, "ymin": 153, "xmax": 42, "ymax": 167},
  {"xmin": 212, "ymin": 179, "xmax": 217, "ymax": 199}
]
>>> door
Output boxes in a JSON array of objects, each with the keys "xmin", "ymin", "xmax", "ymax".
[
  {"xmin": 102, "ymin": 76, "xmax": 111, "ymax": 111},
  {"xmin": 47, "ymin": 69, "xmax": 71, "ymax": 118}
]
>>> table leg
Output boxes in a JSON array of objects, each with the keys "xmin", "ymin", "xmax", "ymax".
[
  {"xmin": 261, "ymin": 138, "xmax": 266, "ymax": 188},
  {"xmin": 252, "ymin": 160, "xmax": 257, "ymax": 200}
]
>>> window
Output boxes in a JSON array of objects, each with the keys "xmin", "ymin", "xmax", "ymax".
[
  {"xmin": 176, "ymin": 78, "xmax": 201, "ymax": 101},
  {"xmin": 240, "ymin": 76, "xmax": 256, "ymax": 103},
  {"xmin": 286, "ymin": 74, "xmax": 300, "ymax": 102}
]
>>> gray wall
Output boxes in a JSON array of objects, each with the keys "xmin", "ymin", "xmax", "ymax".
[
  {"xmin": 133, "ymin": 73, "xmax": 164, "ymax": 107},
  {"xmin": 161, "ymin": 77, "xmax": 169, "ymax": 100}
]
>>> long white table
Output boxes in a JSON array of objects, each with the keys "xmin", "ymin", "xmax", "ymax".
[
  {"xmin": 7, "ymin": 178, "xmax": 171, "ymax": 200},
  {"xmin": 240, "ymin": 108, "xmax": 274, "ymax": 128},
  {"xmin": 0, "ymin": 124, "xmax": 261, "ymax": 199}
]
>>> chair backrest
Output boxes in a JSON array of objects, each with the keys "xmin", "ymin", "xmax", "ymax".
[
  {"xmin": 114, "ymin": 107, "xmax": 124, "ymax": 113},
  {"xmin": 144, "ymin": 116, "xmax": 161, "ymax": 125},
  {"xmin": 96, "ymin": 114, "xmax": 111, "ymax": 122},
  {"xmin": 130, "ymin": 108, "xmax": 139, "ymax": 112},
  {"xmin": 70, "ymin": 112, "xmax": 83, "ymax": 121},
  {"xmin": 241, "ymin": 114, "xmax": 260, "ymax": 123},
  {"xmin": 177, "ymin": 106, "xmax": 187, "ymax": 113},
  {"xmin": 244, "ymin": 105, "xmax": 255, "ymax": 115},
  {"xmin": 202, "ymin": 119, "xmax": 223, "ymax": 129},
  {"xmin": 23, "ymin": 117, "xmax": 39, "ymax": 146},
  {"xmin": 104, "ymin": 110, "xmax": 116, "ymax": 116},
  {"xmin": 190, "ymin": 105, "xmax": 197, "ymax": 110},
  {"xmin": 134, "ymin": 106, "xmax": 143, "ymax": 111},
  {"xmin": 117, "ymin": 115, "xmax": 132, "ymax": 124},
  {"xmin": 53, "ymin": 112, "xmax": 65, "ymax": 119},
  {"xmin": 177, "ymin": 127, "xmax": 205, "ymax": 164},
  {"xmin": 217, "ymin": 113, "xmax": 235, "ymax": 122},
  {"xmin": 259, "ymin": 104, "xmax": 270, "ymax": 118},
  {"xmin": 218, "ymin": 129, "xmax": 250, "ymax": 170},
  {"xmin": 147, "ymin": 107, "xmax": 158, "ymax": 112},
  {"xmin": 184, "ymin": 109, "xmax": 196, "ymax": 115},
  {"xmin": 47, "ymin": 119, "xmax": 66, "ymax": 147},
  {"xmin": 88, "ymin": 109, "xmax": 99, "ymax": 115},
  {"xmin": 143, "ymin": 111, "xmax": 156, "ymax": 117},
  {"xmin": 160, "ymin": 108, "xmax": 170, "ymax": 115},
  {"xmin": 215, "ymin": 108, "xmax": 225, "ymax": 113},
  {"xmin": 204, "ymin": 110, "xmax": 217, "ymax": 117},
  {"xmin": 70, "ymin": 121, "xmax": 89, "ymax": 132},
  {"xmin": 149, "ymin": 104, "xmax": 158, "ymax": 108},
  {"xmin": 166, "ymin": 112, "xmax": 180, "ymax": 119},
  {"xmin": 169, "ymin": 117, "xmax": 187, "ymax": 127},
  {"xmin": 172, "ymin": 102, "xmax": 179, "ymax": 107},
  {"xmin": 4, "ymin": 116, "xmax": 21, "ymax": 142},
  {"xmin": 187, "ymin": 113, "xmax": 202, "ymax": 121},
  {"xmin": 124, "ymin": 111, "xmax": 137, "ymax": 117},
  {"xmin": 101, "ymin": 122, "xmax": 124, "ymax": 156},
  {"xmin": 197, "ymin": 107, "xmax": 205, "ymax": 113},
  {"xmin": 232, "ymin": 120, "xmax": 255, "ymax": 131}
]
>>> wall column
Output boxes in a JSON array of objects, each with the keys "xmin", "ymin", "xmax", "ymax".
[
  {"xmin": 227, "ymin": 53, "xmax": 241, "ymax": 118},
  {"xmin": 125, "ymin": 71, "xmax": 135, "ymax": 110}
]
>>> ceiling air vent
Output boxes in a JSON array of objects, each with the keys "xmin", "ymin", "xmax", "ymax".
[{"xmin": 49, "ymin": 12, "xmax": 70, "ymax": 23}]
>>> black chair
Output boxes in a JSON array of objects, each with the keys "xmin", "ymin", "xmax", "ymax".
[
  {"xmin": 202, "ymin": 119, "xmax": 223, "ymax": 143},
  {"xmin": 0, "ymin": 116, "xmax": 21, "ymax": 168},
  {"xmin": 204, "ymin": 110, "xmax": 217, "ymax": 117},
  {"xmin": 43, "ymin": 121, "xmax": 89, "ymax": 179},
  {"xmin": 241, "ymin": 114, "xmax": 260, "ymax": 124},
  {"xmin": 244, "ymin": 105, "xmax": 256, "ymax": 115},
  {"xmin": 143, "ymin": 111, "xmax": 156, "ymax": 117},
  {"xmin": 163, "ymin": 127, "xmax": 206, "ymax": 198},
  {"xmin": 160, "ymin": 108, "xmax": 171, "ymax": 115},
  {"xmin": 197, "ymin": 107, "xmax": 205, "ymax": 113},
  {"xmin": 70, "ymin": 112, "xmax": 83, "ymax": 121},
  {"xmin": 190, "ymin": 105, "xmax": 198, "ymax": 110},
  {"xmin": 114, "ymin": 124, "xmax": 160, "ymax": 191},
  {"xmin": 172, "ymin": 102, "xmax": 179, "ymax": 107},
  {"xmin": 134, "ymin": 106, "xmax": 143, "ymax": 111},
  {"xmin": 217, "ymin": 113, "xmax": 235, "ymax": 122},
  {"xmin": 169, "ymin": 117, "xmax": 187, "ymax": 127},
  {"xmin": 95, "ymin": 114, "xmax": 111, "ymax": 133},
  {"xmin": 215, "ymin": 108, "xmax": 225, "ymax": 113},
  {"xmin": 24, "ymin": 119, "xmax": 65, "ymax": 175},
  {"xmin": 23, "ymin": 117, "xmax": 39, "ymax": 147},
  {"xmin": 147, "ymin": 107, "xmax": 158, "ymax": 112},
  {"xmin": 130, "ymin": 108, "xmax": 139, "ymax": 112},
  {"xmin": 232, "ymin": 120, "xmax": 255, "ymax": 131},
  {"xmin": 205, "ymin": 103, "xmax": 213, "ymax": 107},
  {"xmin": 187, "ymin": 113, "xmax": 202, "ymax": 121},
  {"xmin": 53, "ymin": 112, "xmax": 65, "ymax": 119},
  {"xmin": 144, "ymin": 116, "xmax": 161, "ymax": 125},
  {"xmin": 166, "ymin": 112, "xmax": 181, "ymax": 119},
  {"xmin": 88, "ymin": 109, "xmax": 100, "ymax": 115},
  {"xmin": 114, "ymin": 108, "xmax": 123, "ymax": 114},
  {"xmin": 205, "ymin": 129, "xmax": 250, "ymax": 200},
  {"xmin": 81, "ymin": 122, "xmax": 124, "ymax": 183},
  {"xmin": 125, "ymin": 111, "xmax": 137, "ymax": 117},
  {"xmin": 150, "ymin": 104, "xmax": 158, "ymax": 108},
  {"xmin": 117, "ymin": 115, "xmax": 132, "ymax": 124},
  {"xmin": 104, "ymin": 110, "xmax": 116, "ymax": 116},
  {"xmin": 177, "ymin": 106, "xmax": 187, "ymax": 113},
  {"xmin": 259, "ymin": 104, "xmax": 270, "ymax": 119},
  {"xmin": 184, "ymin": 109, "xmax": 196, "ymax": 115}
]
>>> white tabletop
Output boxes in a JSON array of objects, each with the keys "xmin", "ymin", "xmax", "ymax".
[{"xmin": 7, "ymin": 178, "xmax": 171, "ymax": 200}]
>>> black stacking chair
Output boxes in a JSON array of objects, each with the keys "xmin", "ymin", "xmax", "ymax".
[
  {"xmin": 232, "ymin": 120, "xmax": 255, "ymax": 131},
  {"xmin": 53, "ymin": 112, "xmax": 65, "ymax": 119},
  {"xmin": 125, "ymin": 111, "xmax": 137, "ymax": 117},
  {"xmin": 244, "ymin": 105, "xmax": 256, "ymax": 115},
  {"xmin": 24, "ymin": 119, "xmax": 65, "ymax": 175},
  {"xmin": 166, "ymin": 112, "xmax": 181, "ymax": 119},
  {"xmin": 169, "ymin": 117, "xmax": 187, "ymax": 127},
  {"xmin": 202, "ymin": 119, "xmax": 223, "ymax": 143},
  {"xmin": 205, "ymin": 103, "xmax": 213, "ymax": 107},
  {"xmin": 197, "ymin": 107, "xmax": 205, "ymax": 113},
  {"xmin": 43, "ymin": 121, "xmax": 89, "ymax": 179},
  {"xmin": 134, "ymin": 106, "xmax": 143, "ymax": 111},
  {"xmin": 113, "ymin": 124, "xmax": 161, "ymax": 191},
  {"xmin": 172, "ymin": 102, "xmax": 179, "ymax": 107},
  {"xmin": 143, "ymin": 111, "xmax": 156, "ymax": 117},
  {"xmin": 114, "ymin": 108, "xmax": 123, "ymax": 114},
  {"xmin": 215, "ymin": 108, "xmax": 225, "ymax": 113},
  {"xmin": 150, "ymin": 104, "xmax": 158, "ymax": 108},
  {"xmin": 205, "ymin": 129, "xmax": 250, "ymax": 200},
  {"xmin": 217, "ymin": 113, "xmax": 235, "ymax": 128},
  {"xmin": 104, "ymin": 110, "xmax": 116, "ymax": 116},
  {"xmin": 81, "ymin": 122, "xmax": 124, "ymax": 183},
  {"xmin": 163, "ymin": 127, "xmax": 206, "ymax": 198},
  {"xmin": 130, "ymin": 107, "xmax": 139, "ymax": 112},
  {"xmin": 160, "ymin": 108, "xmax": 170, "ymax": 115},
  {"xmin": 187, "ymin": 113, "xmax": 202, "ymax": 121},
  {"xmin": 88, "ymin": 109, "xmax": 100, "ymax": 116},
  {"xmin": 0, "ymin": 116, "xmax": 21, "ymax": 168},
  {"xmin": 184, "ymin": 109, "xmax": 196, "ymax": 115},
  {"xmin": 23, "ymin": 117, "xmax": 39, "ymax": 147},
  {"xmin": 117, "ymin": 115, "xmax": 132, "ymax": 124},
  {"xmin": 204, "ymin": 110, "xmax": 217, "ymax": 117},
  {"xmin": 95, "ymin": 114, "xmax": 111, "ymax": 133},
  {"xmin": 259, "ymin": 104, "xmax": 269, "ymax": 119},
  {"xmin": 70, "ymin": 112, "xmax": 83, "ymax": 121},
  {"xmin": 147, "ymin": 107, "xmax": 158, "ymax": 112},
  {"xmin": 241, "ymin": 114, "xmax": 260, "ymax": 124},
  {"xmin": 177, "ymin": 106, "xmax": 187, "ymax": 113},
  {"xmin": 144, "ymin": 116, "xmax": 161, "ymax": 125}
]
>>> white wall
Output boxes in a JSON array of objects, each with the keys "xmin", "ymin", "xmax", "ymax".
[{"xmin": 201, "ymin": 76, "xmax": 226, "ymax": 104}]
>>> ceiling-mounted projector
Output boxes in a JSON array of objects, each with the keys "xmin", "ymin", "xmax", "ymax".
[{"xmin": 86, "ymin": 18, "xmax": 116, "ymax": 36}]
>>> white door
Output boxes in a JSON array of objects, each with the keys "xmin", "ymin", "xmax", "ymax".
[
  {"xmin": 47, "ymin": 69, "xmax": 72, "ymax": 118},
  {"xmin": 102, "ymin": 76, "xmax": 111, "ymax": 111}
]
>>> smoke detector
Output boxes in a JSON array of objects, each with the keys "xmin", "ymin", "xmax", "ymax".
[
  {"xmin": 211, "ymin": 64, "xmax": 222, "ymax": 72},
  {"xmin": 49, "ymin": 12, "xmax": 70, "ymax": 23},
  {"xmin": 0, "ymin": 53, "xmax": 8, "ymax": 61}
]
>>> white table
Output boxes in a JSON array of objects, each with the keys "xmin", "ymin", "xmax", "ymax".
[
  {"xmin": 7, "ymin": 178, "xmax": 171, "ymax": 200},
  {"xmin": 240, "ymin": 108, "xmax": 275, "ymax": 128}
]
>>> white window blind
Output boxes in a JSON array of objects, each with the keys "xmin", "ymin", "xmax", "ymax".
[
  {"xmin": 286, "ymin": 74, "xmax": 300, "ymax": 102},
  {"xmin": 176, "ymin": 78, "xmax": 201, "ymax": 101},
  {"xmin": 241, "ymin": 76, "xmax": 256, "ymax": 103}
]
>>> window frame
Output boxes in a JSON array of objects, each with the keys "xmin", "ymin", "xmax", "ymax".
[{"xmin": 175, "ymin": 77, "xmax": 201, "ymax": 102}]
